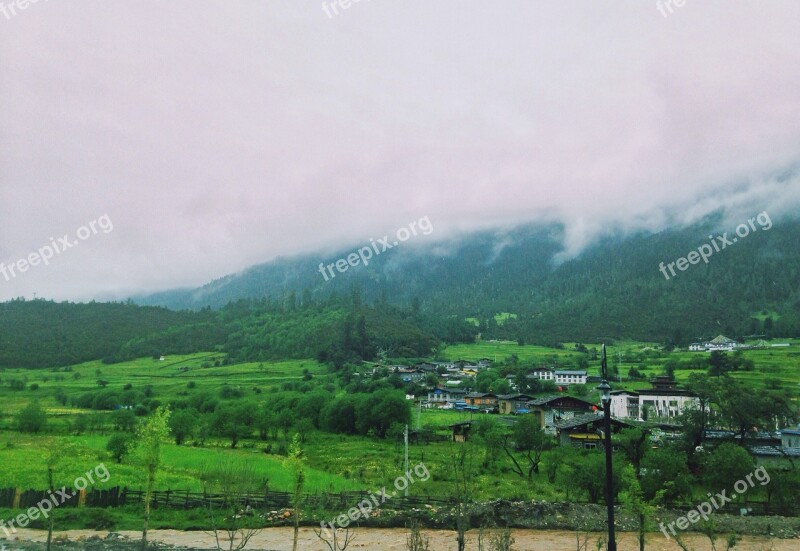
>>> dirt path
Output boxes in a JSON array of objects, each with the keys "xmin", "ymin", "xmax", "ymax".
[{"xmin": 4, "ymin": 528, "xmax": 798, "ymax": 550}]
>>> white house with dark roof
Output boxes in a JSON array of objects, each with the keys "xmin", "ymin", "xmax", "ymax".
[
  {"xmin": 688, "ymin": 335, "xmax": 742, "ymax": 352},
  {"xmin": 554, "ymin": 370, "xmax": 587, "ymax": 385},
  {"xmin": 427, "ymin": 387, "xmax": 467, "ymax": 405}
]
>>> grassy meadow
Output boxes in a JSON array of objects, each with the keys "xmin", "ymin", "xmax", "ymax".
[{"xmin": 0, "ymin": 340, "xmax": 796, "ymax": 505}]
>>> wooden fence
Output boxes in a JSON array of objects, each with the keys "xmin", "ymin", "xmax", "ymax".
[
  {"xmin": 0, "ymin": 487, "xmax": 454, "ymax": 512},
  {"xmin": 0, "ymin": 487, "xmax": 795, "ymax": 517}
]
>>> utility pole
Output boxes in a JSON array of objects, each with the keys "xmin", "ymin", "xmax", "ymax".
[
  {"xmin": 598, "ymin": 344, "xmax": 617, "ymax": 551},
  {"xmin": 404, "ymin": 424, "xmax": 409, "ymax": 497}
]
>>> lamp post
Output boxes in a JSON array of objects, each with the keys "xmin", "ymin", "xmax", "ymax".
[{"xmin": 598, "ymin": 344, "xmax": 617, "ymax": 551}]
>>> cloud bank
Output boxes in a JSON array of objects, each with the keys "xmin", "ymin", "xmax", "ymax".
[{"xmin": 1, "ymin": 1, "xmax": 799, "ymax": 301}]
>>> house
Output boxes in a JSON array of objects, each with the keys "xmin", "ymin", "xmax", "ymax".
[
  {"xmin": 414, "ymin": 362, "xmax": 438, "ymax": 373},
  {"xmin": 555, "ymin": 413, "xmax": 635, "ymax": 450},
  {"xmin": 465, "ymin": 392, "xmax": 498, "ymax": 409},
  {"xmin": 744, "ymin": 427, "xmax": 800, "ymax": 466},
  {"xmin": 450, "ymin": 421, "xmax": 472, "ymax": 443},
  {"xmin": 453, "ymin": 360, "xmax": 478, "ymax": 370},
  {"xmin": 528, "ymin": 367, "xmax": 555, "ymax": 381},
  {"xmin": 394, "ymin": 366, "xmax": 426, "ymax": 383},
  {"xmin": 781, "ymin": 426, "xmax": 800, "ymax": 449},
  {"xmin": 497, "ymin": 393, "xmax": 534, "ymax": 414},
  {"xmin": 689, "ymin": 335, "xmax": 742, "ymax": 352},
  {"xmin": 609, "ymin": 377, "xmax": 698, "ymax": 421},
  {"xmin": 554, "ymin": 370, "xmax": 587, "ymax": 385},
  {"xmin": 427, "ymin": 387, "xmax": 467, "ymax": 406},
  {"xmin": 528, "ymin": 395, "xmax": 597, "ymax": 432},
  {"xmin": 477, "ymin": 358, "xmax": 493, "ymax": 369}
]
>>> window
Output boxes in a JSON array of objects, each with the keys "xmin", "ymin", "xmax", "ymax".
[{"xmin": 584, "ymin": 442, "xmax": 597, "ymax": 450}]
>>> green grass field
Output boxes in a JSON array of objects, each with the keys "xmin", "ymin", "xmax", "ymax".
[
  {"xmin": 0, "ymin": 353, "xmax": 330, "ymax": 415},
  {"xmin": 0, "ymin": 340, "xmax": 796, "ymax": 505}
]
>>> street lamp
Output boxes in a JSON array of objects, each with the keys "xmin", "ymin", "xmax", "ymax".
[{"xmin": 597, "ymin": 344, "xmax": 617, "ymax": 551}]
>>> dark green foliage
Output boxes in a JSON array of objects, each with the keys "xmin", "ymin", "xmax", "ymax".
[
  {"xmin": 17, "ymin": 400, "xmax": 47, "ymax": 433},
  {"xmin": 169, "ymin": 408, "xmax": 198, "ymax": 445},
  {"xmin": 211, "ymin": 402, "xmax": 255, "ymax": 448},
  {"xmin": 640, "ymin": 446, "xmax": 693, "ymax": 502},
  {"xmin": 701, "ymin": 443, "xmax": 755, "ymax": 492},
  {"xmin": 111, "ymin": 408, "xmax": 137, "ymax": 432},
  {"xmin": 0, "ymin": 300, "xmax": 212, "ymax": 368},
  {"xmin": 320, "ymin": 390, "xmax": 410, "ymax": 438},
  {"xmin": 106, "ymin": 433, "xmax": 132, "ymax": 463},
  {"xmin": 765, "ymin": 467, "xmax": 800, "ymax": 514},
  {"xmin": 557, "ymin": 450, "xmax": 625, "ymax": 504}
]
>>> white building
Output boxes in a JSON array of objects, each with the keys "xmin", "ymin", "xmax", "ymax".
[
  {"xmin": 554, "ymin": 370, "xmax": 587, "ymax": 385},
  {"xmin": 609, "ymin": 378, "xmax": 698, "ymax": 421},
  {"xmin": 528, "ymin": 367, "xmax": 555, "ymax": 381},
  {"xmin": 688, "ymin": 335, "xmax": 741, "ymax": 352},
  {"xmin": 427, "ymin": 387, "xmax": 467, "ymax": 405}
]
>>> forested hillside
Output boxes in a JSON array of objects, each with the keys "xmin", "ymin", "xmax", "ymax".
[
  {"xmin": 0, "ymin": 296, "xmax": 464, "ymax": 369},
  {"xmin": 3, "ymin": 215, "xmax": 798, "ymax": 369},
  {"xmin": 0, "ymin": 300, "xmax": 208, "ymax": 367},
  {"xmin": 136, "ymin": 215, "xmax": 800, "ymax": 344}
]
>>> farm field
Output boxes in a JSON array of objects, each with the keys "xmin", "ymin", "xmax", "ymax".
[
  {"xmin": 0, "ymin": 341, "xmax": 796, "ymax": 501},
  {"xmin": 0, "ymin": 354, "xmax": 331, "ymax": 420}
]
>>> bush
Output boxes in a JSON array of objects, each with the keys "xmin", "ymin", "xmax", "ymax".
[
  {"xmin": 17, "ymin": 401, "xmax": 47, "ymax": 433},
  {"xmin": 106, "ymin": 433, "xmax": 132, "ymax": 463}
]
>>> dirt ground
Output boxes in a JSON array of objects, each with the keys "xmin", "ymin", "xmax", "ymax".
[{"xmin": 3, "ymin": 528, "xmax": 798, "ymax": 551}]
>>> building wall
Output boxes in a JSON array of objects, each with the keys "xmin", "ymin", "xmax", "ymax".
[{"xmin": 782, "ymin": 433, "xmax": 800, "ymax": 448}]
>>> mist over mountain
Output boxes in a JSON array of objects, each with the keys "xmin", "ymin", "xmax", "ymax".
[
  {"xmin": 135, "ymin": 211, "xmax": 800, "ymax": 343},
  {"xmin": 4, "ymin": 210, "xmax": 795, "ymax": 370}
]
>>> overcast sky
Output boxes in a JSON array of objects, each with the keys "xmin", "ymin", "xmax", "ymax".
[{"xmin": 1, "ymin": 1, "xmax": 799, "ymax": 302}]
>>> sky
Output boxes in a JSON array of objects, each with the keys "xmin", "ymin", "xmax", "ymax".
[{"xmin": 1, "ymin": 1, "xmax": 800, "ymax": 302}]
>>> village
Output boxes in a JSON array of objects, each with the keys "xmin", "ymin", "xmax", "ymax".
[{"xmin": 376, "ymin": 339, "xmax": 800, "ymax": 466}]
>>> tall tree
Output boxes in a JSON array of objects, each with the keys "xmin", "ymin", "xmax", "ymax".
[
  {"xmin": 202, "ymin": 457, "xmax": 265, "ymax": 551},
  {"xmin": 289, "ymin": 434, "xmax": 305, "ymax": 551},
  {"xmin": 503, "ymin": 416, "xmax": 553, "ymax": 478},
  {"xmin": 135, "ymin": 406, "xmax": 171, "ymax": 551}
]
